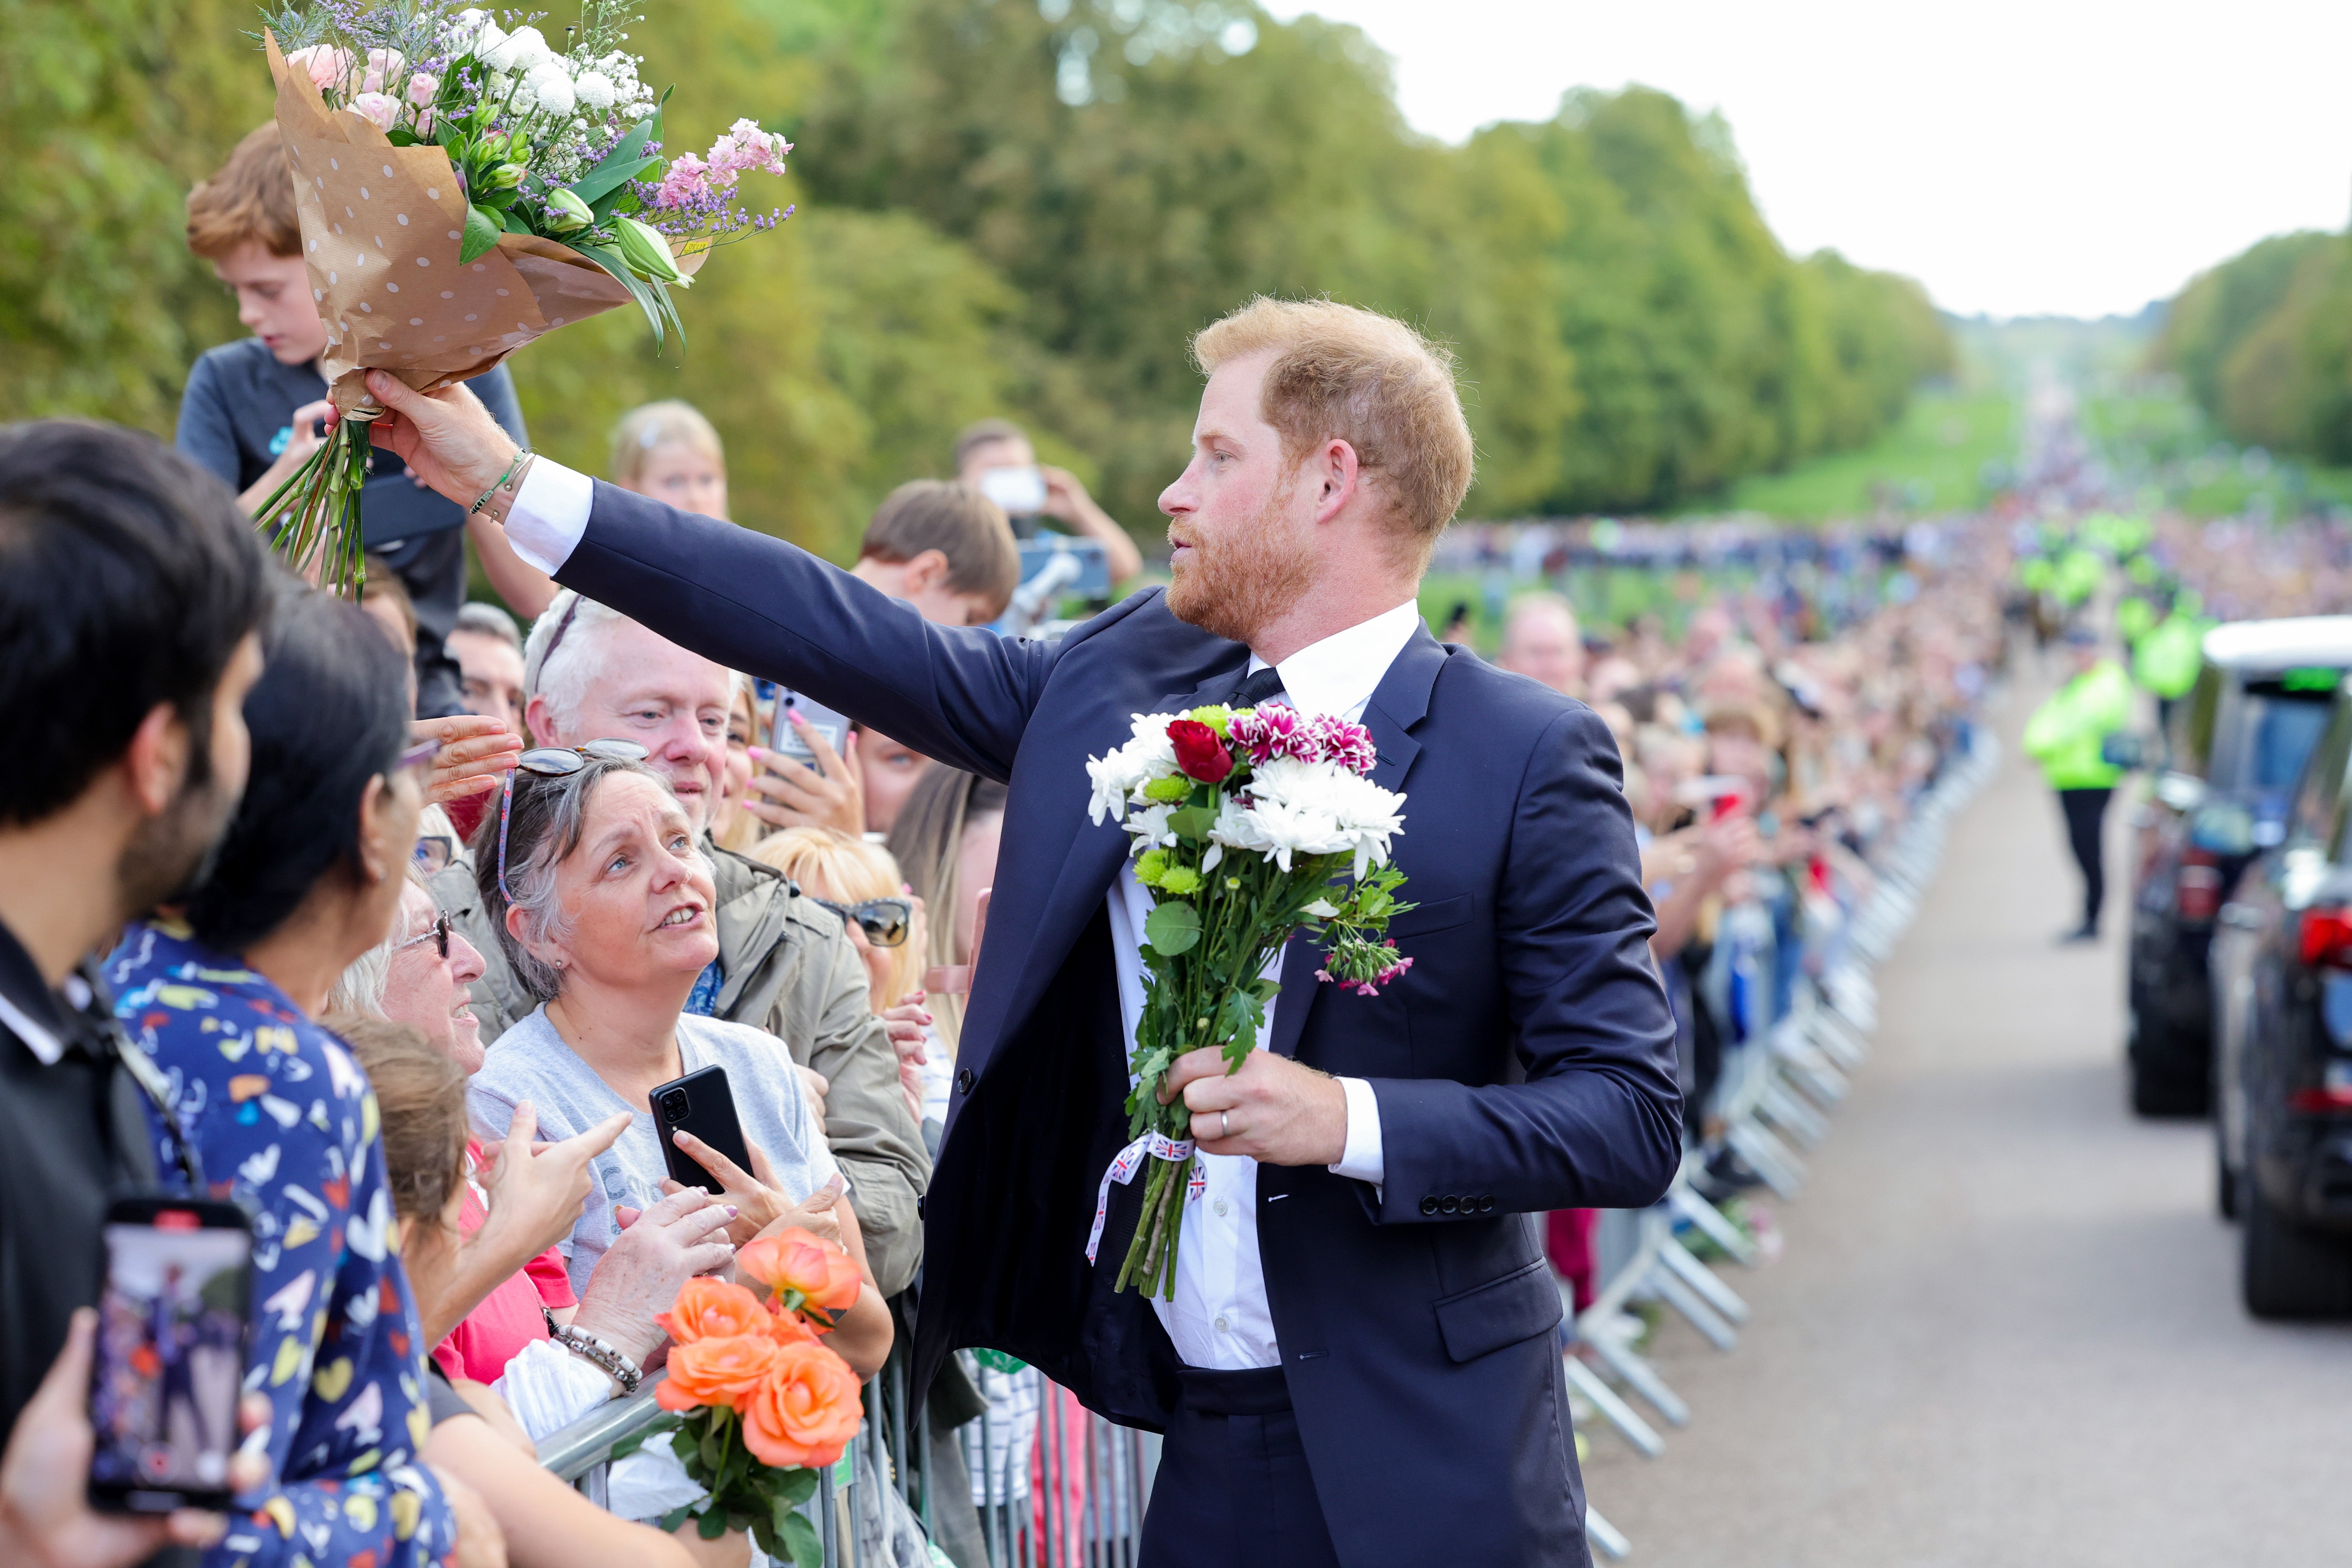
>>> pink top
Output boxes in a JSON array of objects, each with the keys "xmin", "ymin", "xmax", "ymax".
[{"xmin": 431, "ymin": 1140, "xmax": 579, "ymax": 1385}]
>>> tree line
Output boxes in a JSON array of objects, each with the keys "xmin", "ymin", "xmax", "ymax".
[
  {"xmin": 2154, "ymin": 229, "xmax": 2352, "ymax": 465},
  {"xmin": 6, "ymin": 0, "xmax": 1952, "ymax": 556}
]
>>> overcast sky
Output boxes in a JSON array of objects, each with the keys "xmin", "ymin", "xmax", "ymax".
[{"xmin": 1261, "ymin": 0, "xmax": 2352, "ymax": 320}]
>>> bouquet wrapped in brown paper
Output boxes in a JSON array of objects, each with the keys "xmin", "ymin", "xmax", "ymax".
[{"xmin": 250, "ymin": 2, "xmax": 791, "ymax": 593}]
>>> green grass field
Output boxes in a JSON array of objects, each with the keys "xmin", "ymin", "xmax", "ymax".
[
  {"xmin": 2085, "ymin": 383, "xmax": 2352, "ymax": 519},
  {"xmin": 1698, "ymin": 388, "xmax": 2017, "ymax": 522}
]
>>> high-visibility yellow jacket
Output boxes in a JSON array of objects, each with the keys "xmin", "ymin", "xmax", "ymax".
[
  {"xmin": 2133, "ymin": 615, "xmax": 2205, "ymax": 699},
  {"xmin": 2023, "ymin": 661, "xmax": 2136, "ymax": 789}
]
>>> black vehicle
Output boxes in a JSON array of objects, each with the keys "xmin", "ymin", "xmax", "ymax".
[
  {"xmin": 2211, "ymin": 681, "xmax": 2352, "ymax": 1316},
  {"xmin": 2126, "ymin": 618, "xmax": 2352, "ymax": 1116}
]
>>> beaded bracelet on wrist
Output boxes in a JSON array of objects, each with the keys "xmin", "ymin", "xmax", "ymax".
[
  {"xmin": 547, "ymin": 1319, "xmax": 641, "ymax": 1395},
  {"xmin": 472, "ymin": 449, "xmax": 535, "ymax": 524}
]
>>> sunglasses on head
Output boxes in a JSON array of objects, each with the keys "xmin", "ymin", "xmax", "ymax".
[
  {"xmin": 811, "ymin": 896, "xmax": 913, "ymax": 949},
  {"xmin": 495, "ymin": 739, "xmax": 652, "ymax": 902}
]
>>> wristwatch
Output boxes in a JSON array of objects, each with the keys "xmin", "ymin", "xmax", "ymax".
[{"xmin": 546, "ymin": 1312, "xmax": 641, "ymax": 1395}]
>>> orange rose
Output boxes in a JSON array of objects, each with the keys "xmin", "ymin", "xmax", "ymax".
[
  {"xmin": 763, "ymin": 1308, "xmax": 819, "ymax": 1348},
  {"xmin": 737, "ymin": 1227, "xmax": 864, "ymax": 1315},
  {"xmin": 740, "ymin": 1341, "xmax": 864, "ymax": 1470},
  {"xmin": 655, "ymin": 1332, "xmax": 782, "ymax": 1414},
  {"xmin": 658, "ymin": 1278, "xmax": 771, "ymax": 1345}
]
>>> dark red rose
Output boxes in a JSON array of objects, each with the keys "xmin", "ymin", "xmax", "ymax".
[{"xmin": 1167, "ymin": 719, "xmax": 1234, "ymax": 784}]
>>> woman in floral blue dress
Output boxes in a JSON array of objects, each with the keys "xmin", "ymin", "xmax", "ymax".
[{"xmin": 106, "ymin": 588, "xmax": 463, "ymax": 1568}]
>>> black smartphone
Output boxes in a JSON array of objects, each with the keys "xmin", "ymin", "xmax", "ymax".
[
  {"xmin": 87, "ymin": 1196, "xmax": 253, "ymax": 1515},
  {"xmin": 651, "ymin": 1064, "xmax": 755, "ymax": 1192},
  {"xmin": 768, "ymin": 688, "xmax": 851, "ymax": 766}
]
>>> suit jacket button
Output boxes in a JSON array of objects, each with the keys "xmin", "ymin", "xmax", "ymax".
[
  {"xmin": 1477, "ymin": 1196, "xmax": 1495, "ymax": 1214},
  {"xmin": 956, "ymin": 1067, "xmax": 974, "ymax": 1094},
  {"xmin": 1419, "ymin": 1196, "xmax": 1439, "ymax": 1216},
  {"xmin": 1439, "ymin": 1195, "xmax": 1459, "ymax": 1214}
]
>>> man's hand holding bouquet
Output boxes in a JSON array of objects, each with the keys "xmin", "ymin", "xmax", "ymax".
[
  {"xmin": 1083, "ymin": 702, "xmax": 1414, "ymax": 1298},
  {"xmin": 606, "ymin": 1229, "xmax": 864, "ymax": 1568}
]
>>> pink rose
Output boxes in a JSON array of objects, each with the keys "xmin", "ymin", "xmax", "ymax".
[
  {"xmin": 347, "ymin": 92, "xmax": 399, "ymax": 133},
  {"xmin": 284, "ymin": 44, "xmax": 355, "ymax": 92},
  {"xmin": 359, "ymin": 47, "xmax": 406, "ymax": 95},
  {"xmin": 405, "ymin": 71, "xmax": 439, "ymax": 107}
]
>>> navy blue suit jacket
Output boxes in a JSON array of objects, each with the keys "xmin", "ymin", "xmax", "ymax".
[{"xmin": 556, "ymin": 485, "xmax": 1683, "ymax": 1567}]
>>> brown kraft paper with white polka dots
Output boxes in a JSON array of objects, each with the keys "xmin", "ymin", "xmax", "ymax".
[{"xmin": 267, "ymin": 31, "xmax": 639, "ymax": 417}]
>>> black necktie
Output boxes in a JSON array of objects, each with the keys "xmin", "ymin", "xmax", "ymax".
[{"xmin": 1228, "ymin": 664, "xmax": 1286, "ymax": 709}]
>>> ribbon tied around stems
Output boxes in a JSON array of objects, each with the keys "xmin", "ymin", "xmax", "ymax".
[{"xmin": 1084, "ymin": 1132, "xmax": 1200, "ymax": 1265}]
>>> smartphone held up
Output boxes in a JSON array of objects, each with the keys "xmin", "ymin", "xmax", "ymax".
[{"xmin": 86, "ymin": 1196, "xmax": 252, "ymax": 1515}]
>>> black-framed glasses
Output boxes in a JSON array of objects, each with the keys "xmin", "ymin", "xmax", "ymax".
[
  {"xmin": 495, "ymin": 739, "xmax": 651, "ymax": 902},
  {"xmin": 396, "ymin": 911, "xmax": 454, "ymax": 960},
  {"xmin": 812, "ymin": 896, "xmax": 913, "ymax": 948}
]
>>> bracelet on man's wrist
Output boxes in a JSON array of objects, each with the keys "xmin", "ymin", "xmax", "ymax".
[
  {"xmin": 547, "ymin": 1317, "xmax": 641, "ymax": 1395},
  {"xmin": 471, "ymin": 448, "xmax": 535, "ymax": 523}
]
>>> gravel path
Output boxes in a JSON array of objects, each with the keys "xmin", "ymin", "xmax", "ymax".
[{"xmin": 1580, "ymin": 686, "xmax": 2352, "ymax": 1567}]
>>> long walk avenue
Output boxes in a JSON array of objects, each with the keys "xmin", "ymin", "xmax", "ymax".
[{"xmin": 1583, "ymin": 673, "xmax": 2352, "ymax": 1568}]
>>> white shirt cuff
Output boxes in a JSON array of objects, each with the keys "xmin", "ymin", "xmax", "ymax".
[
  {"xmin": 1329, "ymin": 1076, "xmax": 1385, "ymax": 1188},
  {"xmin": 504, "ymin": 458, "xmax": 593, "ymax": 575}
]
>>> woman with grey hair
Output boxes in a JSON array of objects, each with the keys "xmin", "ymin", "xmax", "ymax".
[
  {"xmin": 470, "ymin": 748, "xmax": 893, "ymax": 1304},
  {"xmin": 468, "ymin": 751, "xmax": 895, "ymax": 1540}
]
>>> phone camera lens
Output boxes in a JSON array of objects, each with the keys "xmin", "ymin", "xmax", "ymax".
[{"xmin": 659, "ymin": 1089, "xmax": 690, "ymax": 1122}]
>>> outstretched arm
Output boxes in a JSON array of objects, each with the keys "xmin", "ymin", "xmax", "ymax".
[{"xmin": 348, "ymin": 372, "xmax": 1050, "ymax": 781}]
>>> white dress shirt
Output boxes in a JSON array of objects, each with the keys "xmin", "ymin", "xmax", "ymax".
[
  {"xmin": 1106, "ymin": 598, "xmax": 1420, "ymax": 1368},
  {"xmin": 495, "ymin": 463, "xmax": 1417, "ymax": 1369}
]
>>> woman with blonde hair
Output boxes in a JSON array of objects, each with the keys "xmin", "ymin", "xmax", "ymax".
[
  {"xmin": 750, "ymin": 827, "xmax": 929, "ymax": 1124},
  {"xmin": 707, "ymin": 673, "xmax": 765, "ymax": 853},
  {"xmin": 612, "ymin": 399, "xmax": 728, "ymax": 520}
]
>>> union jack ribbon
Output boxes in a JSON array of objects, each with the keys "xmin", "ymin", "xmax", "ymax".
[{"xmin": 1083, "ymin": 1132, "xmax": 1198, "ymax": 1264}]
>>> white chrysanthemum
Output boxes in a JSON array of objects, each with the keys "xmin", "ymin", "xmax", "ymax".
[
  {"xmin": 484, "ymin": 23, "xmax": 551, "ymax": 72},
  {"xmin": 1219, "ymin": 757, "xmax": 1405, "ymax": 877},
  {"xmin": 573, "ymin": 70, "xmax": 617, "ymax": 111},
  {"xmin": 1085, "ymin": 714, "xmax": 1183, "ymax": 825},
  {"xmin": 524, "ymin": 61, "xmax": 574, "ymax": 116}
]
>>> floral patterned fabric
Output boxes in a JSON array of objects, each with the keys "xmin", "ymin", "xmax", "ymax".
[{"xmin": 105, "ymin": 919, "xmax": 456, "ymax": 1568}]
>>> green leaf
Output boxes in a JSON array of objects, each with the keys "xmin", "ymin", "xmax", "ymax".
[
  {"xmin": 775, "ymin": 1468, "xmax": 820, "ymax": 1505},
  {"xmin": 497, "ymin": 207, "xmax": 532, "ymax": 235},
  {"xmin": 1143, "ymin": 901, "xmax": 1200, "ymax": 957},
  {"xmin": 571, "ymin": 241, "xmax": 670, "ymax": 344},
  {"xmin": 697, "ymin": 1506, "xmax": 730, "ymax": 1541},
  {"xmin": 1165, "ymin": 804, "xmax": 1216, "ymax": 842},
  {"xmin": 782, "ymin": 1510, "xmax": 823, "ymax": 1568},
  {"xmin": 658, "ymin": 1504, "xmax": 695, "ymax": 1534},
  {"xmin": 575, "ymin": 153, "xmax": 662, "ymax": 213},
  {"xmin": 459, "ymin": 205, "xmax": 503, "ymax": 264}
]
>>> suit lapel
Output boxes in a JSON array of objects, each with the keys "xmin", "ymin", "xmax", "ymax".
[{"xmin": 1266, "ymin": 628, "xmax": 1447, "ymax": 1060}]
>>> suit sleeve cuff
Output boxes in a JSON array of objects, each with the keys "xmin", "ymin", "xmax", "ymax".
[
  {"xmin": 505, "ymin": 459, "xmax": 593, "ymax": 575},
  {"xmin": 1329, "ymin": 1076, "xmax": 1385, "ymax": 1189}
]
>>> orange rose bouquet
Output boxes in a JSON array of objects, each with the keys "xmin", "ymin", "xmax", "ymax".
[{"xmin": 609, "ymin": 1231, "xmax": 865, "ymax": 1567}]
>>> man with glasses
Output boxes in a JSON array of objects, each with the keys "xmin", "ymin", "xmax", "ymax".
[
  {"xmin": 0, "ymin": 422, "xmax": 271, "ymax": 1564},
  {"xmin": 426, "ymin": 591, "xmax": 931, "ymax": 1296}
]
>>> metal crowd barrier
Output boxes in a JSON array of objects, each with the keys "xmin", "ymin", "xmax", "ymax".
[
  {"xmin": 536, "ymin": 1351, "xmax": 1157, "ymax": 1567},
  {"xmin": 1568, "ymin": 725, "xmax": 1999, "ymax": 1558}
]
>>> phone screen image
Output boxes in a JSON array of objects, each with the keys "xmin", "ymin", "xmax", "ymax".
[{"xmin": 89, "ymin": 1210, "xmax": 251, "ymax": 1511}]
